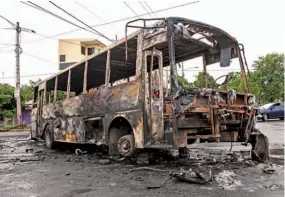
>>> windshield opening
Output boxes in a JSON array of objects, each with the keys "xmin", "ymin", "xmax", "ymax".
[{"xmin": 261, "ymin": 103, "xmax": 274, "ymax": 109}]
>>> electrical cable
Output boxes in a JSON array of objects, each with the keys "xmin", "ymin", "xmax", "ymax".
[
  {"xmin": 123, "ymin": 1, "xmax": 139, "ymax": 17},
  {"xmin": 22, "ymin": 52, "xmax": 57, "ymax": 65},
  {"xmin": 21, "ymin": 1, "xmax": 100, "ymax": 35},
  {"xmin": 75, "ymin": 1, "xmax": 102, "ymax": 20},
  {"xmin": 3, "ymin": 73, "xmax": 56, "ymax": 79},
  {"xmin": 0, "ymin": 15, "xmax": 16, "ymax": 28},
  {"xmin": 49, "ymin": 1, "xmax": 112, "ymax": 41},
  {"xmin": 0, "ymin": 36, "xmax": 14, "ymax": 53},
  {"xmin": 139, "ymin": 2, "xmax": 152, "ymax": 17},
  {"xmin": 75, "ymin": 1, "xmax": 118, "ymax": 32},
  {"xmin": 22, "ymin": 1, "xmax": 199, "ymax": 45},
  {"xmin": 144, "ymin": 2, "xmax": 158, "ymax": 17}
]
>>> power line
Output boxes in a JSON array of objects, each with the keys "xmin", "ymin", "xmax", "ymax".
[
  {"xmin": 22, "ymin": 1, "xmax": 199, "ymax": 45},
  {"xmin": 3, "ymin": 72, "xmax": 56, "ymax": 79},
  {"xmin": 27, "ymin": 31, "xmax": 82, "ymax": 47},
  {"xmin": 0, "ymin": 15, "xmax": 16, "ymax": 28},
  {"xmin": 123, "ymin": 1, "xmax": 139, "ymax": 17},
  {"xmin": 0, "ymin": 36, "xmax": 14, "ymax": 53},
  {"xmin": 0, "ymin": 43, "xmax": 15, "ymax": 46},
  {"xmin": 139, "ymin": 2, "xmax": 152, "ymax": 17},
  {"xmin": 75, "ymin": 1, "xmax": 103, "ymax": 20},
  {"xmin": 21, "ymin": 1, "xmax": 100, "ymax": 36},
  {"xmin": 74, "ymin": 1, "xmax": 118, "ymax": 33},
  {"xmin": 49, "ymin": 1, "xmax": 112, "ymax": 41},
  {"xmin": 22, "ymin": 52, "xmax": 57, "ymax": 65},
  {"xmin": 144, "ymin": 2, "xmax": 158, "ymax": 17}
]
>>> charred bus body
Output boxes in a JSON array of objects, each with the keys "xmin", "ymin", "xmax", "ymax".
[{"xmin": 30, "ymin": 17, "xmax": 268, "ymax": 160}]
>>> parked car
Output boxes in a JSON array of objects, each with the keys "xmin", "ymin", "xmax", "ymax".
[{"xmin": 257, "ymin": 102, "xmax": 284, "ymax": 121}]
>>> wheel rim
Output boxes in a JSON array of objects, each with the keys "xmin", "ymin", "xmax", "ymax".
[{"xmin": 119, "ymin": 140, "xmax": 131, "ymax": 155}]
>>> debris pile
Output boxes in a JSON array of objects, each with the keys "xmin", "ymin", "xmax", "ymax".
[
  {"xmin": 215, "ymin": 170, "xmax": 242, "ymax": 190},
  {"xmin": 260, "ymin": 163, "xmax": 276, "ymax": 174}
]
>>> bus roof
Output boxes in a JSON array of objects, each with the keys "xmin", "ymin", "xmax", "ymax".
[{"xmin": 35, "ymin": 17, "xmax": 238, "ymax": 92}]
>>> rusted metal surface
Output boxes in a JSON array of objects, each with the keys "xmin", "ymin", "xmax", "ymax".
[
  {"xmin": 41, "ymin": 81, "xmax": 141, "ymax": 143},
  {"xmin": 66, "ymin": 70, "xmax": 71, "ymax": 99},
  {"xmin": 105, "ymin": 50, "xmax": 110, "ymax": 87},
  {"xmin": 53, "ymin": 76, "xmax": 58, "ymax": 102},
  {"xmin": 30, "ymin": 17, "xmax": 267, "ymax": 159},
  {"xmin": 202, "ymin": 54, "xmax": 207, "ymax": 88},
  {"xmin": 83, "ymin": 61, "xmax": 88, "ymax": 94}
]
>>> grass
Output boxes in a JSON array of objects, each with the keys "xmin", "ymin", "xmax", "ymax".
[{"xmin": 0, "ymin": 124, "xmax": 30, "ymax": 132}]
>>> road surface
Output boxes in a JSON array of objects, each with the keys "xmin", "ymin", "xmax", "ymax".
[{"xmin": 0, "ymin": 121, "xmax": 284, "ymax": 197}]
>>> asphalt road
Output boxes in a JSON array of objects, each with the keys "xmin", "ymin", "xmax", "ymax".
[{"xmin": 0, "ymin": 120, "xmax": 284, "ymax": 197}]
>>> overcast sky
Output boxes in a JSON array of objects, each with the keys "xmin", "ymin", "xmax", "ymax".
[{"xmin": 0, "ymin": 0, "xmax": 284, "ymax": 86}]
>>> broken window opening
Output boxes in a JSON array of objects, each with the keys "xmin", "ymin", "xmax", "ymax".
[{"xmin": 84, "ymin": 119, "xmax": 104, "ymax": 144}]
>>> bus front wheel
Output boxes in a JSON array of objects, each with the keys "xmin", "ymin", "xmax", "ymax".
[{"xmin": 117, "ymin": 134, "xmax": 136, "ymax": 157}]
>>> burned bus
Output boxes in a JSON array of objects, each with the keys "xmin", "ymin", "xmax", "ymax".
[{"xmin": 30, "ymin": 17, "xmax": 268, "ymax": 160}]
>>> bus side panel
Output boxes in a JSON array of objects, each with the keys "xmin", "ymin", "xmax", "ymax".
[
  {"xmin": 104, "ymin": 110, "xmax": 144, "ymax": 148},
  {"xmin": 41, "ymin": 81, "xmax": 141, "ymax": 144}
]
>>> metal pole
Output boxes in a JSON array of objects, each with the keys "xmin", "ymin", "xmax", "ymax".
[
  {"xmin": 181, "ymin": 62, "xmax": 185, "ymax": 86},
  {"xmin": 202, "ymin": 54, "xmax": 208, "ymax": 88},
  {"xmin": 15, "ymin": 22, "xmax": 22, "ymax": 125}
]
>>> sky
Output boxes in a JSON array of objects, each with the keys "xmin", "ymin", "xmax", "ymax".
[{"xmin": 0, "ymin": 0, "xmax": 284, "ymax": 86}]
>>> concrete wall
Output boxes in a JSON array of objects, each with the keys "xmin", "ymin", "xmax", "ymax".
[
  {"xmin": 58, "ymin": 39, "xmax": 106, "ymax": 70},
  {"xmin": 58, "ymin": 40, "xmax": 83, "ymax": 67}
]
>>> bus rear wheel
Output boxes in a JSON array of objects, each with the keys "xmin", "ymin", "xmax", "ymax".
[
  {"xmin": 45, "ymin": 127, "xmax": 55, "ymax": 150},
  {"xmin": 117, "ymin": 134, "xmax": 136, "ymax": 157}
]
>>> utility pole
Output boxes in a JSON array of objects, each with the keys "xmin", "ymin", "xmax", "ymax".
[
  {"xmin": 15, "ymin": 22, "xmax": 22, "ymax": 125},
  {"xmin": 0, "ymin": 15, "xmax": 35, "ymax": 125}
]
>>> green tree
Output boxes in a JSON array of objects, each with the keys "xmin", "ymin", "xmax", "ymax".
[
  {"xmin": 227, "ymin": 72, "xmax": 243, "ymax": 92},
  {"xmin": 193, "ymin": 72, "xmax": 218, "ymax": 89},
  {"xmin": 177, "ymin": 75, "xmax": 193, "ymax": 88},
  {"xmin": 228, "ymin": 71, "xmax": 261, "ymax": 98},
  {"xmin": 21, "ymin": 79, "xmax": 41, "ymax": 106},
  {"xmin": 253, "ymin": 53, "xmax": 284, "ymax": 103},
  {"xmin": 0, "ymin": 83, "xmax": 15, "ymax": 118}
]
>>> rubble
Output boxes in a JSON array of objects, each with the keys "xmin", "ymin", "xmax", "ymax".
[
  {"xmin": 266, "ymin": 184, "xmax": 284, "ymax": 191},
  {"xmin": 262, "ymin": 163, "xmax": 276, "ymax": 174},
  {"xmin": 98, "ymin": 159, "xmax": 111, "ymax": 165},
  {"xmin": 19, "ymin": 156, "xmax": 40, "ymax": 162},
  {"xmin": 75, "ymin": 149, "xmax": 87, "ymax": 155},
  {"xmin": 215, "ymin": 170, "xmax": 242, "ymax": 190},
  {"xmin": 130, "ymin": 167, "xmax": 170, "ymax": 173},
  {"xmin": 25, "ymin": 148, "xmax": 33, "ymax": 153}
]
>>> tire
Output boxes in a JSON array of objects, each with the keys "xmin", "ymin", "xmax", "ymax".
[
  {"xmin": 250, "ymin": 132, "xmax": 269, "ymax": 162},
  {"xmin": 117, "ymin": 134, "xmax": 136, "ymax": 157},
  {"xmin": 262, "ymin": 114, "xmax": 268, "ymax": 122},
  {"xmin": 45, "ymin": 127, "xmax": 54, "ymax": 149}
]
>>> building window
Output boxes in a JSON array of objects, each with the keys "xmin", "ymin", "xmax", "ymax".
[
  {"xmin": 81, "ymin": 46, "xmax": 86, "ymax": 55},
  {"xmin": 59, "ymin": 55, "xmax": 66, "ymax": 62},
  {"xmin": 88, "ymin": 47, "xmax": 94, "ymax": 55}
]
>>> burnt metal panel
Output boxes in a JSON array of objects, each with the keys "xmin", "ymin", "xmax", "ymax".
[
  {"xmin": 41, "ymin": 81, "xmax": 141, "ymax": 143},
  {"xmin": 177, "ymin": 118, "xmax": 210, "ymax": 128},
  {"xmin": 104, "ymin": 109, "xmax": 144, "ymax": 148}
]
